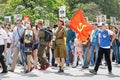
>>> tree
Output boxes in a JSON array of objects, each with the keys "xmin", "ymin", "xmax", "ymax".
[
  {"xmin": 0, "ymin": 0, "xmax": 8, "ymax": 3},
  {"xmin": 67, "ymin": 2, "xmax": 102, "ymax": 21},
  {"xmin": 1, "ymin": 0, "xmax": 69, "ymax": 25},
  {"xmin": 67, "ymin": 0, "xmax": 120, "ymax": 20},
  {"xmin": 1, "ymin": 0, "xmax": 120, "ymax": 25}
]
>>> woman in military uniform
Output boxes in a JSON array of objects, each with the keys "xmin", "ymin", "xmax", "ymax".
[{"xmin": 54, "ymin": 19, "xmax": 67, "ymax": 73}]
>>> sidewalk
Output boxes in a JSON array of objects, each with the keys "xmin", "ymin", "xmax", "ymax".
[{"xmin": 0, "ymin": 62, "xmax": 120, "ymax": 80}]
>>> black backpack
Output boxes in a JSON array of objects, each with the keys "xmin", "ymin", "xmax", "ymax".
[{"xmin": 44, "ymin": 28, "xmax": 53, "ymax": 42}]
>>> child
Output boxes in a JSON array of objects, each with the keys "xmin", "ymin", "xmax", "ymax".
[{"xmin": 72, "ymin": 35, "xmax": 84, "ymax": 68}]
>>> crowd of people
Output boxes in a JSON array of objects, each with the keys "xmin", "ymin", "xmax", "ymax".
[{"xmin": 0, "ymin": 18, "xmax": 120, "ymax": 75}]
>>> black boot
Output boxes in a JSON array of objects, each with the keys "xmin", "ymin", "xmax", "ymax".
[
  {"xmin": 58, "ymin": 66, "xmax": 64, "ymax": 73},
  {"xmin": 1, "ymin": 70, "xmax": 8, "ymax": 73}
]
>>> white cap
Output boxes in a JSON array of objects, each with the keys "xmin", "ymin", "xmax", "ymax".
[{"xmin": 98, "ymin": 22, "xmax": 105, "ymax": 27}]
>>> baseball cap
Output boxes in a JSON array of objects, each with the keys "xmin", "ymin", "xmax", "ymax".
[{"xmin": 98, "ymin": 22, "xmax": 105, "ymax": 27}]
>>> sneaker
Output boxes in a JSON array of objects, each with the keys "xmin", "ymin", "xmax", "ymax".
[
  {"xmin": 72, "ymin": 66, "xmax": 77, "ymax": 68},
  {"xmin": 8, "ymin": 69, "xmax": 14, "ymax": 72},
  {"xmin": 108, "ymin": 71, "xmax": 113, "ymax": 74},
  {"xmin": 82, "ymin": 66, "xmax": 88, "ymax": 69},
  {"xmin": 39, "ymin": 67, "xmax": 46, "ymax": 70},
  {"xmin": 54, "ymin": 64, "xmax": 58, "ymax": 67},
  {"xmin": 44, "ymin": 63, "xmax": 50, "ymax": 70},
  {"xmin": 89, "ymin": 69, "xmax": 97, "ymax": 74},
  {"xmin": 1, "ymin": 70, "xmax": 8, "ymax": 73},
  {"xmin": 89, "ymin": 64, "xmax": 94, "ymax": 67},
  {"xmin": 58, "ymin": 69, "xmax": 64, "ymax": 73},
  {"xmin": 24, "ymin": 70, "xmax": 30, "ymax": 73},
  {"xmin": 66, "ymin": 64, "xmax": 69, "ymax": 67},
  {"xmin": 118, "ymin": 62, "xmax": 120, "ymax": 64},
  {"xmin": 30, "ymin": 67, "xmax": 34, "ymax": 72}
]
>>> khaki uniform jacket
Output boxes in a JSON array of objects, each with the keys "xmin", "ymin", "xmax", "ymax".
[{"xmin": 54, "ymin": 26, "xmax": 67, "ymax": 58}]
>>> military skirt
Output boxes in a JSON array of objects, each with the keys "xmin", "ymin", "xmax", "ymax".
[{"xmin": 54, "ymin": 44, "xmax": 67, "ymax": 58}]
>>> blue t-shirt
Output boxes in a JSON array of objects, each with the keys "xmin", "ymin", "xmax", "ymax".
[
  {"xmin": 66, "ymin": 29, "xmax": 76, "ymax": 43},
  {"xmin": 99, "ymin": 30, "xmax": 110, "ymax": 47},
  {"xmin": 92, "ymin": 29, "xmax": 99, "ymax": 43}
]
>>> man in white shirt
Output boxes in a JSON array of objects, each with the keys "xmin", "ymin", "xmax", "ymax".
[{"xmin": 0, "ymin": 20, "xmax": 8, "ymax": 73}]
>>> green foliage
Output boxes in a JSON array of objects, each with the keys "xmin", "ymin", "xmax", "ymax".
[
  {"xmin": 0, "ymin": 0, "xmax": 69, "ymax": 25},
  {"xmin": 91, "ymin": 0, "xmax": 120, "ymax": 19},
  {"xmin": 0, "ymin": 0, "xmax": 120, "ymax": 25},
  {"xmin": 67, "ymin": 0, "xmax": 120, "ymax": 20},
  {"xmin": 0, "ymin": 0, "xmax": 7, "ymax": 3},
  {"xmin": 0, "ymin": 16, "xmax": 4, "ymax": 21},
  {"xmin": 70, "ymin": 2, "xmax": 102, "ymax": 21}
]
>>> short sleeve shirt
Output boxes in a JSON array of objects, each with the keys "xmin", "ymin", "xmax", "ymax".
[
  {"xmin": 98, "ymin": 29, "xmax": 114, "ymax": 48},
  {"xmin": 0, "ymin": 28, "xmax": 8, "ymax": 45}
]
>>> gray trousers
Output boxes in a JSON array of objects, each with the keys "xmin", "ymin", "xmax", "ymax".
[
  {"xmin": 10, "ymin": 47, "xmax": 27, "ymax": 71},
  {"xmin": 10, "ymin": 47, "xmax": 19, "ymax": 71}
]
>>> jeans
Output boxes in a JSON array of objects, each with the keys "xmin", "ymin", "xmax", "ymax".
[
  {"xmin": 83, "ymin": 47, "xmax": 89, "ymax": 67},
  {"xmin": 51, "ymin": 49, "xmax": 55, "ymax": 66},
  {"xmin": 5, "ymin": 48, "xmax": 13, "ymax": 65},
  {"xmin": 113, "ymin": 40, "xmax": 120, "ymax": 63},
  {"xmin": 66, "ymin": 42, "xmax": 75, "ymax": 64},
  {"xmin": 90, "ymin": 42, "xmax": 99, "ymax": 66},
  {"xmin": 118, "ymin": 44, "xmax": 120, "ymax": 62},
  {"xmin": 20, "ymin": 44, "xmax": 27, "ymax": 66}
]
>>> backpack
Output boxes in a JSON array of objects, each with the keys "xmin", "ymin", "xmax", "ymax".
[
  {"xmin": 24, "ymin": 29, "xmax": 34, "ymax": 46},
  {"xmin": 23, "ymin": 29, "xmax": 34, "ymax": 53},
  {"xmin": 44, "ymin": 28, "xmax": 53, "ymax": 42}
]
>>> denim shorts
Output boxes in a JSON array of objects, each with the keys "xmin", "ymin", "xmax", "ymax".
[
  {"xmin": 24, "ymin": 47, "xmax": 33, "ymax": 55},
  {"xmin": 33, "ymin": 42, "xmax": 39, "ymax": 50}
]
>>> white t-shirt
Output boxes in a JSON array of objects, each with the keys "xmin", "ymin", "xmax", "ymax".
[
  {"xmin": 7, "ymin": 32, "xmax": 13, "ymax": 43},
  {"xmin": 0, "ymin": 28, "xmax": 8, "ymax": 45},
  {"xmin": 98, "ymin": 29, "xmax": 114, "ymax": 48}
]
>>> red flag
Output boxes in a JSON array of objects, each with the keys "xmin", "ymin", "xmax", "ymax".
[
  {"xmin": 68, "ymin": 9, "xmax": 93, "ymax": 41},
  {"xmin": 24, "ymin": 14, "xmax": 31, "ymax": 23}
]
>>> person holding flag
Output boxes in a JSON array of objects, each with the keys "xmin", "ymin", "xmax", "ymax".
[
  {"xmin": 68, "ymin": 9, "xmax": 93, "ymax": 69},
  {"xmin": 68, "ymin": 9, "xmax": 93, "ymax": 42}
]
